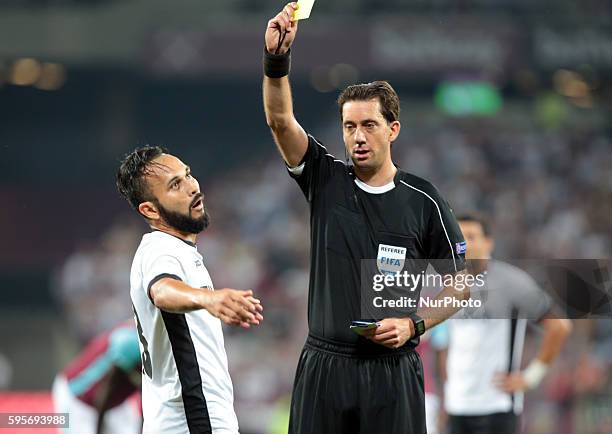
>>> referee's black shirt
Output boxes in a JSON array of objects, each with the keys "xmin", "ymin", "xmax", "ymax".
[{"xmin": 289, "ymin": 134, "xmax": 466, "ymax": 344}]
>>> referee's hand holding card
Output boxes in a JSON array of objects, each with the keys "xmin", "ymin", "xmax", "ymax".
[
  {"xmin": 265, "ymin": 2, "xmax": 300, "ymax": 55},
  {"xmin": 361, "ymin": 318, "xmax": 416, "ymax": 349}
]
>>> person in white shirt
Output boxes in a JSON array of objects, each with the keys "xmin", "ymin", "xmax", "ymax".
[
  {"xmin": 443, "ymin": 212, "xmax": 572, "ymax": 434},
  {"xmin": 116, "ymin": 145, "xmax": 263, "ymax": 434}
]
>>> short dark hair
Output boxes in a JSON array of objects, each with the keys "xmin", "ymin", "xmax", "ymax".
[
  {"xmin": 337, "ymin": 80, "xmax": 400, "ymax": 124},
  {"xmin": 456, "ymin": 211, "xmax": 492, "ymax": 237},
  {"xmin": 116, "ymin": 145, "xmax": 167, "ymax": 210}
]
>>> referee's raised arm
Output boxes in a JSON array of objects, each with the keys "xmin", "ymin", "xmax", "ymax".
[{"xmin": 263, "ymin": 2, "xmax": 308, "ymax": 167}]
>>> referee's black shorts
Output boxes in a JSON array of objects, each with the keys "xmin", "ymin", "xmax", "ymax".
[{"xmin": 288, "ymin": 333, "xmax": 426, "ymax": 434}]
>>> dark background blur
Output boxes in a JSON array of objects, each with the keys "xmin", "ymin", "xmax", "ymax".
[{"xmin": 1, "ymin": 1, "xmax": 611, "ymax": 433}]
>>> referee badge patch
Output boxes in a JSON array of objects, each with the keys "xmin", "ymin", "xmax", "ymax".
[
  {"xmin": 456, "ymin": 241, "xmax": 467, "ymax": 254},
  {"xmin": 377, "ymin": 244, "xmax": 407, "ymax": 275}
]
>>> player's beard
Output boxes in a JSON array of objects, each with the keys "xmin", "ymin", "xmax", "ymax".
[{"xmin": 156, "ymin": 200, "xmax": 210, "ymax": 234}]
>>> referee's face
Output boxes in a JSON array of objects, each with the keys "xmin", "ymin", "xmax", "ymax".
[
  {"xmin": 342, "ymin": 99, "xmax": 400, "ymax": 172},
  {"xmin": 139, "ymin": 154, "xmax": 209, "ymax": 234}
]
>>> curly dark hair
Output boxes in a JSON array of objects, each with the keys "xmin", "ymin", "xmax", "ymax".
[
  {"xmin": 116, "ymin": 145, "xmax": 167, "ymax": 211},
  {"xmin": 337, "ymin": 80, "xmax": 400, "ymax": 124}
]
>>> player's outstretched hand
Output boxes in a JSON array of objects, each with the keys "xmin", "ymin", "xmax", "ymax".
[
  {"xmin": 265, "ymin": 2, "xmax": 299, "ymax": 55},
  {"xmin": 362, "ymin": 318, "xmax": 414, "ymax": 349},
  {"xmin": 203, "ymin": 289, "xmax": 264, "ymax": 329}
]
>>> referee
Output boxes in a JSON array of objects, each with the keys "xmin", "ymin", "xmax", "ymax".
[{"xmin": 263, "ymin": 4, "xmax": 470, "ymax": 433}]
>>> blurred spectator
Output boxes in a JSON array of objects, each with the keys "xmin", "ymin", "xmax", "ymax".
[{"xmin": 54, "ymin": 219, "xmax": 142, "ymax": 342}]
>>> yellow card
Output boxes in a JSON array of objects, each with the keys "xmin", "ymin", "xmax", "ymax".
[{"xmin": 293, "ymin": 0, "xmax": 316, "ymax": 21}]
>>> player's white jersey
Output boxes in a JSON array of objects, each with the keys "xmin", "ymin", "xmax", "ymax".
[
  {"xmin": 444, "ymin": 260, "xmax": 550, "ymax": 416},
  {"xmin": 130, "ymin": 230, "xmax": 238, "ymax": 434},
  {"xmin": 445, "ymin": 318, "xmax": 527, "ymax": 415}
]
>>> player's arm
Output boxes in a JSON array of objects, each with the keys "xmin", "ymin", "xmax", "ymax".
[
  {"xmin": 263, "ymin": 2, "xmax": 308, "ymax": 167},
  {"xmin": 533, "ymin": 318, "xmax": 573, "ymax": 364},
  {"xmin": 494, "ymin": 317, "xmax": 572, "ymax": 392},
  {"xmin": 150, "ymin": 278, "xmax": 263, "ymax": 328}
]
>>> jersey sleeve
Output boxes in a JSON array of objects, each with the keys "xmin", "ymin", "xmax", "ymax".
[
  {"xmin": 142, "ymin": 251, "xmax": 187, "ymax": 300},
  {"xmin": 425, "ymin": 188, "xmax": 466, "ymax": 275},
  {"xmin": 287, "ymin": 134, "xmax": 343, "ymax": 201},
  {"xmin": 107, "ymin": 327, "xmax": 141, "ymax": 373},
  {"xmin": 510, "ymin": 269, "xmax": 552, "ymax": 321}
]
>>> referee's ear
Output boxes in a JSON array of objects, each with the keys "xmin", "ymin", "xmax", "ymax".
[
  {"xmin": 389, "ymin": 120, "xmax": 401, "ymax": 143},
  {"xmin": 138, "ymin": 201, "xmax": 160, "ymax": 221}
]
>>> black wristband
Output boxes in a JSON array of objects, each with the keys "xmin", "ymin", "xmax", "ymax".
[{"xmin": 263, "ymin": 47, "xmax": 291, "ymax": 78}]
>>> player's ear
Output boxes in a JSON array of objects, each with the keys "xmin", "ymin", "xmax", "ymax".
[
  {"xmin": 389, "ymin": 120, "xmax": 401, "ymax": 142},
  {"xmin": 485, "ymin": 236, "xmax": 495, "ymax": 255},
  {"xmin": 138, "ymin": 201, "xmax": 160, "ymax": 221}
]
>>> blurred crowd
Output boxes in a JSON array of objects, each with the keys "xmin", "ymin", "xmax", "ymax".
[
  {"xmin": 53, "ymin": 96, "xmax": 612, "ymax": 433},
  {"xmin": 236, "ymin": 0, "xmax": 612, "ymax": 15}
]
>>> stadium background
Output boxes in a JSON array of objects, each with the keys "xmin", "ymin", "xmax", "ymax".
[{"xmin": 0, "ymin": 0, "xmax": 611, "ymax": 433}]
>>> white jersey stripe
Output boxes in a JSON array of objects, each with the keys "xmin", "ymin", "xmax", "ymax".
[
  {"xmin": 511, "ymin": 318, "xmax": 527, "ymax": 414},
  {"xmin": 399, "ymin": 180, "xmax": 457, "ymax": 272}
]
